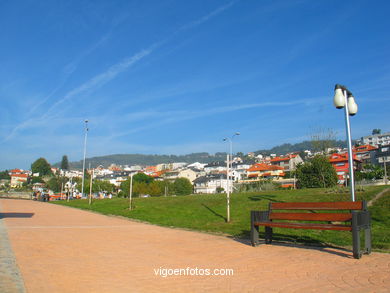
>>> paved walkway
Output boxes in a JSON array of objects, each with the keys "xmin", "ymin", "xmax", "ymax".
[{"xmin": 1, "ymin": 199, "xmax": 389, "ymax": 293}]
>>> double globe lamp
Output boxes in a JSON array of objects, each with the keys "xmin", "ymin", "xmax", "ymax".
[{"xmin": 333, "ymin": 84, "xmax": 358, "ymax": 201}]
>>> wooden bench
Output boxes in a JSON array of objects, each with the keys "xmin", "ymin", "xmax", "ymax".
[{"xmin": 250, "ymin": 201, "xmax": 371, "ymax": 259}]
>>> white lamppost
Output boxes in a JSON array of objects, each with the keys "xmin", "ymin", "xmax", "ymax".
[
  {"xmin": 129, "ymin": 173, "xmax": 133, "ymax": 210},
  {"xmin": 333, "ymin": 84, "xmax": 358, "ymax": 201},
  {"xmin": 223, "ymin": 132, "xmax": 240, "ymax": 222},
  {"xmin": 81, "ymin": 119, "xmax": 89, "ymax": 198}
]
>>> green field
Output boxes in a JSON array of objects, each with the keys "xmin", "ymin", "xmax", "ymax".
[{"xmin": 53, "ymin": 186, "xmax": 390, "ymax": 251}]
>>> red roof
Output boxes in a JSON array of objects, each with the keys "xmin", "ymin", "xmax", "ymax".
[
  {"xmin": 145, "ymin": 166, "xmax": 157, "ymax": 172},
  {"xmin": 354, "ymin": 145, "xmax": 377, "ymax": 153},
  {"xmin": 248, "ymin": 163, "xmax": 284, "ymax": 172},
  {"xmin": 270, "ymin": 154, "xmax": 298, "ymax": 162},
  {"xmin": 270, "ymin": 157, "xmax": 290, "ymax": 162},
  {"xmin": 329, "ymin": 153, "xmax": 360, "ymax": 163},
  {"xmin": 11, "ymin": 174, "xmax": 28, "ymax": 178}
]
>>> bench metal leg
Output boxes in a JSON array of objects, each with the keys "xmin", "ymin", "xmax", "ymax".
[
  {"xmin": 352, "ymin": 212, "xmax": 361, "ymax": 259},
  {"xmin": 364, "ymin": 227, "xmax": 372, "ymax": 255},
  {"xmin": 250, "ymin": 211, "xmax": 260, "ymax": 246},
  {"xmin": 265, "ymin": 227, "xmax": 273, "ymax": 244}
]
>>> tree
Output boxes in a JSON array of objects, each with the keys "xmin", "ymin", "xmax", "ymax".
[
  {"xmin": 47, "ymin": 177, "xmax": 63, "ymax": 192},
  {"xmin": 310, "ymin": 127, "xmax": 337, "ymax": 154},
  {"xmin": 372, "ymin": 129, "xmax": 381, "ymax": 135},
  {"xmin": 31, "ymin": 158, "xmax": 52, "ymax": 176},
  {"xmin": 31, "ymin": 176, "xmax": 45, "ymax": 184},
  {"xmin": 0, "ymin": 170, "xmax": 10, "ymax": 180},
  {"xmin": 172, "ymin": 178, "xmax": 193, "ymax": 195},
  {"xmin": 77, "ymin": 179, "xmax": 115, "ymax": 194},
  {"xmin": 295, "ymin": 155, "xmax": 338, "ymax": 188},
  {"xmin": 61, "ymin": 155, "xmax": 69, "ymax": 170},
  {"xmin": 216, "ymin": 187, "xmax": 225, "ymax": 193},
  {"xmin": 133, "ymin": 173, "xmax": 154, "ymax": 184}
]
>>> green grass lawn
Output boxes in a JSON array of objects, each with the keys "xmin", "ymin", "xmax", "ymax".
[{"xmin": 52, "ymin": 186, "xmax": 390, "ymax": 251}]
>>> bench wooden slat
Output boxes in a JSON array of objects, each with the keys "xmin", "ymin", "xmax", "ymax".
[
  {"xmin": 271, "ymin": 201, "xmax": 363, "ymax": 211},
  {"xmin": 269, "ymin": 212, "xmax": 352, "ymax": 222},
  {"xmin": 254, "ymin": 221, "xmax": 352, "ymax": 231}
]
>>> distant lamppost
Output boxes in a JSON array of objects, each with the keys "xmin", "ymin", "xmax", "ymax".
[
  {"xmin": 81, "ymin": 120, "xmax": 89, "ymax": 198},
  {"xmin": 129, "ymin": 173, "xmax": 133, "ymax": 210},
  {"xmin": 223, "ymin": 132, "xmax": 240, "ymax": 222},
  {"xmin": 333, "ymin": 84, "xmax": 358, "ymax": 201}
]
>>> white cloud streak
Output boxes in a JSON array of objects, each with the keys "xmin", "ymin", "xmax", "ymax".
[
  {"xmin": 109, "ymin": 99, "xmax": 309, "ymax": 139},
  {"xmin": 4, "ymin": 1, "xmax": 237, "ymax": 143}
]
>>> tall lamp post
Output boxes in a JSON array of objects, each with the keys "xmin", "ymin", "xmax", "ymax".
[
  {"xmin": 333, "ymin": 84, "xmax": 358, "ymax": 201},
  {"xmin": 223, "ymin": 132, "xmax": 240, "ymax": 222},
  {"xmin": 81, "ymin": 119, "xmax": 89, "ymax": 198}
]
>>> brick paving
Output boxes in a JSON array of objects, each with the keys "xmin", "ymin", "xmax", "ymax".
[
  {"xmin": 1, "ymin": 198, "xmax": 389, "ymax": 293},
  {"xmin": 0, "ymin": 202, "xmax": 26, "ymax": 293}
]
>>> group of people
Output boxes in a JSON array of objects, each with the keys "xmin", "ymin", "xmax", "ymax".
[{"xmin": 32, "ymin": 191, "xmax": 50, "ymax": 201}]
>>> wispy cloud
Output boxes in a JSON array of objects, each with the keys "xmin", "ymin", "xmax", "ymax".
[
  {"xmin": 179, "ymin": 1, "xmax": 237, "ymax": 31},
  {"xmin": 4, "ymin": 1, "xmax": 237, "ymax": 143},
  {"xmin": 109, "ymin": 99, "xmax": 310, "ymax": 139}
]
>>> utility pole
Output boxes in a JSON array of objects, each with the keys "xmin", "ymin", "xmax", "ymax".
[{"xmin": 384, "ymin": 161, "xmax": 388, "ymax": 185}]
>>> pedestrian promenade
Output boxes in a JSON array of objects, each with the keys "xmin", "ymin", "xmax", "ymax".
[{"xmin": 1, "ymin": 198, "xmax": 389, "ymax": 293}]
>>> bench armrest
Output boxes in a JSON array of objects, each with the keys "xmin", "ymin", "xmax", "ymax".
[
  {"xmin": 352, "ymin": 210, "xmax": 371, "ymax": 229},
  {"xmin": 251, "ymin": 210, "xmax": 270, "ymax": 224}
]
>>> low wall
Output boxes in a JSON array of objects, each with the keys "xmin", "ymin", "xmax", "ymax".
[{"xmin": 0, "ymin": 192, "xmax": 31, "ymax": 200}]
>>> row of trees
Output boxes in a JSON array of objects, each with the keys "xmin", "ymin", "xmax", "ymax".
[
  {"xmin": 29, "ymin": 158, "xmax": 193, "ymax": 197},
  {"xmin": 119, "ymin": 173, "xmax": 193, "ymax": 197}
]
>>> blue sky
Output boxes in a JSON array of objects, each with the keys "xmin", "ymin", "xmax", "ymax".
[{"xmin": 1, "ymin": 0, "xmax": 389, "ymax": 170}]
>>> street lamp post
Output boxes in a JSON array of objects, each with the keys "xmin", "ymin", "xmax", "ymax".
[
  {"xmin": 81, "ymin": 120, "xmax": 89, "ymax": 198},
  {"xmin": 129, "ymin": 173, "xmax": 133, "ymax": 210},
  {"xmin": 333, "ymin": 84, "xmax": 358, "ymax": 201},
  {"xmin": 223, "ymin": 132, "xmax": 240, "ymax": 222}
]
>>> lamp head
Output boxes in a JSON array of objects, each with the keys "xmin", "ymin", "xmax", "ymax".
[
  {"xmin": 347, "ymin": 93, "xmax": 358, "ymax": 116},
  {"xmin": 333, "ymin": 84, "xmax": 345, "ymax": 109}
]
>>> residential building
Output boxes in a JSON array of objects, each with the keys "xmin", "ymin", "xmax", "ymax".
[
  {"xmin": 245, "ymin": 163, "xmax": 285, "ymax": 181},
  {"xmin": 361, "ymin": 132, "xmax": 390, "ymax": 147},
  {"xmin": 9, "ymin": 169, "xmax": 24, "ymax": 175},
  {"xmin": 231, "ymin": 164, "xmax": 251, "ymax": 181},
  {"xmin": 178, "ymin": 169, "xmax": 198, "ymax": 183},
  {"xmin": 193, "ymin": 174, "xmax": 232, "ymax": 194},
  {"xmin": 204, "ymin": 162, "xmax": 227, "ymax": 174},
  {"xmin": 270, "ymin": 154, "xmax": 303, "ymax": 172},
  {"xmin": 329, "ymin": 153, "xmax": 362, "ymax": 184},
  {"xmin": 373, "ymin": 144, "xmax": 390, "ymax": 166},
  {"xmin": 353, "ymin": 145, "xmax": 378, "ymax": 164},
  {"xmin": 10, "ymin": 174, "xmax": 28, "ymax": 188},
  {"xmin": 187, "ymin": 162, "xmax": 207, "ymax": 170}
]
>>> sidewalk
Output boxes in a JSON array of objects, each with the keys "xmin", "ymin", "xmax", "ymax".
[{"xmin": 1, "ymin": 198, "xmax": 389, "ymax": 292}]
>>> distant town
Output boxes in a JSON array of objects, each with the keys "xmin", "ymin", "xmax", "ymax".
[{"xmin": 1, "ymin": 130, "xmax": 389, "ymax": 199}]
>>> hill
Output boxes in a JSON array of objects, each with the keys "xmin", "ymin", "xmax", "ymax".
[
  {"xmin": 56, "ymin": 139, "xmax": 350, "ymax": 169},
  {"xmin": 56, "ymin": 152, "xmax": 228, "ymax": 169}
]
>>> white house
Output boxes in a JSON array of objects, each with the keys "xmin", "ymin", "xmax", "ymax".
[{"xmin": 193, "ymin": 174, "xmax": 233, "ymax": 194}]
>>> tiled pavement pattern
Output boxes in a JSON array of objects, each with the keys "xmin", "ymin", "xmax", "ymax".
[
  {"xmin": 1, "ymin": 198, "xmax": 389, "ymax": 293},
  {"xmin": 0, "ymin": 202, "xmax": 26, "ymax": 293}
]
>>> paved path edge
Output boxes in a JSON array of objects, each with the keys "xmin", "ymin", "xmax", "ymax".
[{"xmin": 0, "ymin": 202, "xmax": 26, "ymax": 293}]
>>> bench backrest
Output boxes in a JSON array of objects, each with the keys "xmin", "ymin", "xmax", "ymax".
[{"xmin": 269, "ymin": 201, "xmax": 366, "ymax": 222}]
